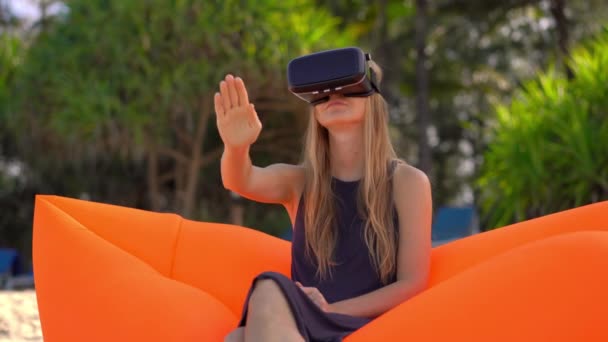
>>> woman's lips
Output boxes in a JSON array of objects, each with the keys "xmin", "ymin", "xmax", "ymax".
[{"xmin": 325, "ymin": 101, "xmax": 347, "ymax": 109}]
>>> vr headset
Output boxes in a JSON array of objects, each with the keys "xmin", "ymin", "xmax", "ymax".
[{"xmin": 287, "ymin": 47, "xmax": 380, "ymax": 105}]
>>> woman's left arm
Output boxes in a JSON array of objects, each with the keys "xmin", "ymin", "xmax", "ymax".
[{"xmin": 328, "ymin": 164, "xmax": 433, "ymax": 318}]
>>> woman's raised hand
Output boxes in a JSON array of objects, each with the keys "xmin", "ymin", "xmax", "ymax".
[{"xmin": 214, "ymin": 75, "xmax": 262, "ymax": 149}]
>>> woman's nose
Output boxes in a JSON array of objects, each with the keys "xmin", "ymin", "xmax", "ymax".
[{"xmin": 328, "ymin": 93, "xmax": 345, "ymax": 100}]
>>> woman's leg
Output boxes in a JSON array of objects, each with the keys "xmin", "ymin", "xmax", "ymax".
[
  {"xmin": 224, "ymin": 327, "xmax": 244, "ymax": 342},
  {"xmin": 245, "ymin": 279, "xmax": 305, "ymax": 342}
]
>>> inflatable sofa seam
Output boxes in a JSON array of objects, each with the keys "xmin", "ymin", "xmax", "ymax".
[
  {"xmin": 168, "ymin": 216, "xmax": 184, "ymax": 279},
  {"xmin": 36, "ymin": 195, "xmax": 176, "ymax": 276}
]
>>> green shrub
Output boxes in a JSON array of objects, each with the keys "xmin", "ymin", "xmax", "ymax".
[{"xmin": 477, "ymin": 28, "xmax": 608, "ymax": 229}]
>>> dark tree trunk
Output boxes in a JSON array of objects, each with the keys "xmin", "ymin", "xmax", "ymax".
[
  {"xmin": 415, "ymin": 0, "xmax": 432, "ymax": 175},
  {"xmin": 181, "ymin": 97, "xmax": 211, "ymax": 219},
  {"xmin": 145, "ymin": 132, "xmax": 162, "ymax": 212},
  {"xmin": 550, "ymin": 0, "xmax": 573, "ymax": 79}
]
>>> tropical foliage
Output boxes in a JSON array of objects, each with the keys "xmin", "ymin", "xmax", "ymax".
[{"xmin": 478, "ymin": 28, "xmax": 608, "ymax": 228}]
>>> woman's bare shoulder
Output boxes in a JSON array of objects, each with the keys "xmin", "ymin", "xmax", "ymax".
[{"xmin": 392, "ymin": 160, "xmax": 431, "ymax": 194}]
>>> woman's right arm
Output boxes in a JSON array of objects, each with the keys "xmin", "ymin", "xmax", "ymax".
[{"xmin": 215, "ymin": 75, "xmax": 304, "ymax": 208}]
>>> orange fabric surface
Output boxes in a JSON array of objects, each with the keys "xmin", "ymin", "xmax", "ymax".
[
  {"xmin": 33, "ymin": 195, "xmax": 608, "ymax": 341},
  {"xmin": 33, "ymin": 196, "xmax": 238, "ymax": 342},
  {"xmin": 171, "ymin": 219, "xmax": 291, "ymax": 316},
  {"xmin": 348, "ymin": 231, "xmax": 608, "ymax": 341},
  {"xmin": 427, "ymin": 201, "xmax": 608, "ymax": 286}
]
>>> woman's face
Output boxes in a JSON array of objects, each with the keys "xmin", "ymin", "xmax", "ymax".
[{"xmin": 313, "ymin": 94, "xmax": 367, "ymax": 129}]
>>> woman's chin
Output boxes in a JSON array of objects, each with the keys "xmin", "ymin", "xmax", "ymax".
[
  {"xmin": 319, "ymin": 116, "xmax": 364, "ymax": 129},
  {"xmin": 316, "ymin": 107, "xmax": 365, "ymax": 128}
]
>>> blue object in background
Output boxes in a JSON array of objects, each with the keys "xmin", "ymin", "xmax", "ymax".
[
  {"xmin": 0, "ymin": 248, "xmax": 22, "ymax": 276},
  {"xmin": 282, "ymin": 227, "xmax": 293, "ymax": 241},
  {"xmin": 0, "ymin": 248, "xmax": 34, "ymax": 289},
  {"xmin": 431, "ymin": 206, "xmax": 479, "ymax": 246}
]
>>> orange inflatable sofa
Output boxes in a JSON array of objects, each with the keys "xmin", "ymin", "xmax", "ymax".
[{"xmin": 33, "ymin": 195, "xmax": 608, "ymax": 341}]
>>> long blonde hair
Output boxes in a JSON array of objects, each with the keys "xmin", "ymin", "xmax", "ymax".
[{"xmin": 301, "ymin": 62, "xmax": 400, "ymax": 284}]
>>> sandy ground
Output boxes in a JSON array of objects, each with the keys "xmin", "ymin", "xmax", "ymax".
[{"xmin": 0, "ymin": 290, "xmax": 42, "ymax": 342}]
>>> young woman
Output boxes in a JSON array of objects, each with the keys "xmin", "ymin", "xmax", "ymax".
[{"xmin": 215, "ymin": 59, "xmax": 432, "ymax": 342}]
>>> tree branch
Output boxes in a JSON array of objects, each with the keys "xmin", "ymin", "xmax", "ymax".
[
  {"xmin": 199, "ymin": 145, "xmax": 225, "ymax": 167},
  {"xmin": 171, "ymin": 120, "xmax": 194, "ymax": 148},
  {"xmin": 158, "ymin": 147, "xmax": 188, "ymax": 164},
  {"xmin": 158, "ymin": 171, "xmax": 174, "ymax": 184}
]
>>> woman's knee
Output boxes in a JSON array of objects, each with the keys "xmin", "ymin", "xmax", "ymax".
[
  {"xmin": 246, "ymin": 279, "xmax": 303, "ymax": 340},
  {"xmin": 248, "ymin": 279, "xmax": 286, "ymax": 316}
]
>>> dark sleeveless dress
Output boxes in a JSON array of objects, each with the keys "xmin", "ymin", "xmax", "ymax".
[{"xmin": 238, "ymin": 177, "xmax": 399, "ymax": 341}]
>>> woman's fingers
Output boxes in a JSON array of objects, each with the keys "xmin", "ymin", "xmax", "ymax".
[
  {"xmin": 219, "ymin": 80, "xmax": 231, "ymax": 111},
  {"xmin": 296, "ymin": 284, "xmax": 326, "ymax": 306},
  {"xmin": 226, "ymin": 75, "xmax": 239, "ymax": 107},
  {"xmin": 298, "ymin": 286, "xmax": 316, "ymax": 299},
  {"xmin": 218, "ymin": 74, "xmax": 250, "ymax": 112},
  {"xmin": 235, "ymin": 77, "xmax": 249, "ymax": 106},
  {"xmin": 214, "ymin": 92, "xmax": 225, "ymax": 118},
  {"xmin": 248, "ymin": 104, "xmax": 261, "ymax": 127}
]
